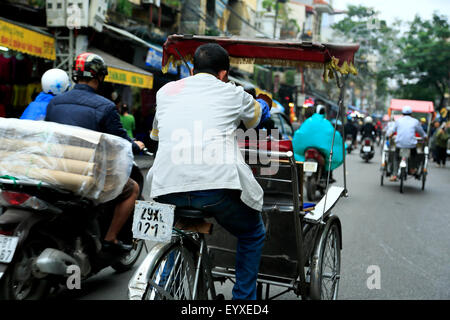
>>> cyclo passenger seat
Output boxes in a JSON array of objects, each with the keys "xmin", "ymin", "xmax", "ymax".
[{"xmin": 174, "ymin": 208, "xmax": 214, "ymax": 235}]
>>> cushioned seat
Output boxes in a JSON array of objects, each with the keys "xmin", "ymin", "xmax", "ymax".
[{"xmin": 175, "ymin": 208, "xmax": 210, "ymax": 219}]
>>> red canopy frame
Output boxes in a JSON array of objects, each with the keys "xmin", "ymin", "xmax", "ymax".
[{"xmin": 162, "ymin": 35, "xmax": 359, "ymax": 80}]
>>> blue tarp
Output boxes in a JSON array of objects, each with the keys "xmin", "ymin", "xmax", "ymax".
[{"xmin": 292, "ymin": 113, "xmax": 346, "ymax": 170}]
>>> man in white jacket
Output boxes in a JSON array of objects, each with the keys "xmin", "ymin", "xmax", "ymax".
[{"xmin": 146, "ymin": 43, "xmax": 271, "ymax": 300}]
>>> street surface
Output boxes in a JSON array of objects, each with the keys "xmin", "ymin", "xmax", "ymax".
[{"xmin": 51, "ymin": 145, "xmax": 449, "ymax": 300}]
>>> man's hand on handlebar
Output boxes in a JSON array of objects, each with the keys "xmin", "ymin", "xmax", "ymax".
[
  {"xmin": 256, "ymin": 93, "xmax": 272, "ymax": 109},
  {"xmin": 134, "ymin": 140, "xmax": 146, "ymax": 150}
]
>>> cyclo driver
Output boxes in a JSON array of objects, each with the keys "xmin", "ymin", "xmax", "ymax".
[
  {"xmin": 146, "ymin": 43, "xmax": 271, "ymax": 300},
  {"xmin": 387, "ymin": 106, "xmax": 427, "ymax": 181},
  {"xmin": 45, "ymin": 52, "xmax": 145, "ymax": 253}
]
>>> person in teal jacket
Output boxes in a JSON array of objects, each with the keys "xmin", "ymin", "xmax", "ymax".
[
  {"xmin": 293, "ymin": 105, "xmax": 346, "ymax": 180},
  {"xmin": 20, "ymin": 68, "xmax": 70, "ymax": 120}
]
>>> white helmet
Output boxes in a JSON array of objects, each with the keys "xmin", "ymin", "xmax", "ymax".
[
  {"xmin": 316, "ymin": 104, "xmax": 326, "ymax": 115},
  {"xmin": 41, "ymin": 69, "xmax": 70, "ymax": 96},
  {"xmin": 402, "ymin": 105, "xmax": 413, "ymax": 115},
  {"xmin": 364, "ymin": 116, "xmax": 373, "ymax": 124}
]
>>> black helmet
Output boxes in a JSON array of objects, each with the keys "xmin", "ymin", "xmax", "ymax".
[{"xmin": 72, "ymin": 52, "xmax": 108, "ymax": 83}]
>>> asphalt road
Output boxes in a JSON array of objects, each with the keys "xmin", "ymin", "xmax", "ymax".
[{"xmin": 52, "ymin": 145, "xmax": 449, "ymax": 300}]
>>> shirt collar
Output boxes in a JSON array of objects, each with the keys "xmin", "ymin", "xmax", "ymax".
[{"xmin": 74, "ymin": 83, "xmax": 96, "ymax": 93}]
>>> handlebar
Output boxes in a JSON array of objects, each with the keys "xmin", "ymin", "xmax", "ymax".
[
  {"xmin": 241, "ymin": 148, "xmax": 294, "ymax": 159},
  {"xmin": 142, "ymin": 147, "xmax": 154, "ymax": 157}
]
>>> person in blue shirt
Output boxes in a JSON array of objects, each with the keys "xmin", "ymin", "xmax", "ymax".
[{"xmin": 20, "ymin": 68, "xmax": 70, "ymax": 120}]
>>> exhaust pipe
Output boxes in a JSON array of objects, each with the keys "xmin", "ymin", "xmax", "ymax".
[{"xmin": 34, "ymin": 248, "xmax": 79, "ymax": 276}]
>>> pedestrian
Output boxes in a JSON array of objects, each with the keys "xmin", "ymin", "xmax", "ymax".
[
  {"xmin": 430, "ymin": 121, "xmax": 441, "ymax": 162},
  {"xmin": 435, "ymin": 122, "xmax": 449, "ymax": 167},
  {"xmin": 119, "ymin": 103, "xmax": 136, "ymax": 139}
]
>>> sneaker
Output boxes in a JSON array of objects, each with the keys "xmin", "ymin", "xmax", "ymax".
[{"xmin": 390, "ymin": 175, "xmax": 398, "ymax": 182}]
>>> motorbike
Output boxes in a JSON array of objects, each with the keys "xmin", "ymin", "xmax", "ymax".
[
  {"xmin": 0, "ymin": 156, "xmax": 150, "ymax": 300},
  {"xmin": 304, "ymin": 148, "xmax": 332, "ymax": 201},
  {"xmin": 345, "ymin": 134, "xmax": 354, "ymax": 154},
  {"xmin": 360, "ymin": 136, "xmax": 375, "ymax": 162}
]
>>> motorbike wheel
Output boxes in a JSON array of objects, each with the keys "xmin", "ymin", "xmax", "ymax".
[
  {"xmin": 306, "ymin": 177, "xmax": 317, "ymax": 201},
  {"xmin": 0, "ymin": 237, "xmax": 52, "ymax": 300},
  {"xmin": 111, "ymin": 239, "xmax": 144, "ymax": 273}
]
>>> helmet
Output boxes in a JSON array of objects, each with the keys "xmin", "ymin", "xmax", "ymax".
[
  {"xmin": 364, "ymin": 116, "xmax": 373, "ymax": 124},
  {"xmin": 420, "ymin": 117, "xmax": 426, "ymax": 123},
  {"xmin": 41, "ymin": 68, "xmax": 70, "ymax": 96},
  {"xmin": 316, "ymin": 104, "xmax": 326, "ymax": 115},
  {"xmin": 72, "ymin": 52, "xmax": 108, "ymax": 82},
  {"xmin": 402, "ymin": 106, "xmax": 412, "ymax": 115}
]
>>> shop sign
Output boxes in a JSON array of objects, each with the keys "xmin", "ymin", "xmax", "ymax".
[
  {"xmin": 0, "ymin": 18, "xmax": 55, "ymax": 60},
  {"xmin": 105, "ymin": 67, "xmax": 154, "ymax": 89}
]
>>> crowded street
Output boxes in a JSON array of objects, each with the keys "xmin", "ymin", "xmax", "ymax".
[{"xmin": 0, "ymin": 0, "xmax": 449, "ymax": 308}]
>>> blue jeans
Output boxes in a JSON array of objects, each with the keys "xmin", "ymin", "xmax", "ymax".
[{"xmin": 157, "ymin": 189, "xmax": 266, "ymax": 300}]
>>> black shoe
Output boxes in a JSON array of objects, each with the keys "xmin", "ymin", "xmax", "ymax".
[{"xmin": 101, "ymin": 240, "xmax": 133, "ymax": 253}]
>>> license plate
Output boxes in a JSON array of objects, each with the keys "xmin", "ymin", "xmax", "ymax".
[
  {"xmin": 363, "ymin": 146, "xmax": 371, "ymax": 152},
  {"xmin": 304, "ymin": 162, "xmax": 318, "ymax": 173},
  {"xmin": 132, "ymin": 201, "xmax": 175, "ymax": 243},
  {"xmin": 0, "ymin": 235, "xmax": 19, "ymax": 264}
]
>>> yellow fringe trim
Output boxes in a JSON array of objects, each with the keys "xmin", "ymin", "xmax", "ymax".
[{"xmin": 162, "ymin": 54, "xmax": 358, "ymax": 82}]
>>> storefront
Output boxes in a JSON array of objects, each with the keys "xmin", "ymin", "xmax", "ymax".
[{"xmin": 0, "ymin": 17, "xmax": 55, "ymax": 118}]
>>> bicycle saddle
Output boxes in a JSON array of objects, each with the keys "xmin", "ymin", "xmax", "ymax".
[
  {"xmin": 175, "ymin": 208, "xmax": 211, "ymax": 219},
  {"xmin": 174, "ymin": 208, "xmax": 213, "ymax": 234}
]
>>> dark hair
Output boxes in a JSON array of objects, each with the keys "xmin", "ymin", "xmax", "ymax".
[
  {"xmin": 120, "ymin": 104, "xmax": 129, "ymax": 115},
  {"xmin": 193, "ymin": 43, "xmax": 230, "ymax": 76},
  {"xmin": 244, "ymin": 87, "xmax": 256, "ymax": 99},
  {"xmin": 304, "ymin": 107, "xmax": 315, "ymax": 119}
]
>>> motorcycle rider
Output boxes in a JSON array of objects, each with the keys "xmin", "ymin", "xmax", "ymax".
[
  {"xmin": 344, "ymin": 115, "xmax": 358, "ymax": 148},
  {"xmin": 387, "ymin": 106, "xmax": 427, "ymax": 181},
  {"xmin": 360, "ymin": 116, "xmax": 376, "ymax": 141},
  {"xmin": 20, "ymin": 68, "xmax": 70, "ymax": 120},
  {"xmin": 147, "ymin": 43, "xmax": 270, "ymax": 300},
  {"xmin": 45, "ymin": 52, "xmax": 145, "ymax": 252},
  {"xmin": 293, "ymin": 104, "xmax": 345, "ymax": 183}
]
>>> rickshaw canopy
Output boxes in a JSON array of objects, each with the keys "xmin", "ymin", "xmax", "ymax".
[
  {"xmin": 388, "ymin": 99, "xmax": 436, "ymax": 121},
  {"xmin": 388, "ymin": 99, "xmax": 435, "ymax": 114},
  {"xmin": 162, "ymin": 35, "xmax": 359, "ymax": 81}
]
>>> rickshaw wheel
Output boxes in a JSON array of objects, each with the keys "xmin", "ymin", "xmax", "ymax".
[
  {"xmin": 399, "ymin": 168, "xmax": 405, "ymax": 193},
  {"xmin": 310, "ymin": 222, "xmax": 341, "ymax": 300}
]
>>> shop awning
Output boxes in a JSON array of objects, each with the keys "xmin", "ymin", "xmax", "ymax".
[
  {"xmin": 89, "ymin": 48, "xmax": 154, "ymax": 89},
  {"xmin": 0, "ymin": 17, "xmax": 55, "ymax": 60}
]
